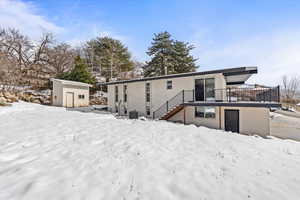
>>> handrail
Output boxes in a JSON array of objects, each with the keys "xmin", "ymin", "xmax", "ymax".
[{"xmin": 153, "ymin": 86, "xmax": 280, "ymax": 119}]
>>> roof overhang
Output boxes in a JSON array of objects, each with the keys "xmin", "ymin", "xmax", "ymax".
[
  {"xmin": 50, "ymin": 78, "xmax": 92, "ymax": 87},
  {"xmin": 97, "ymin": 66, "xmax": 258, "ymax": 86},
  {"xmin": 224, "ymin": 67, "xmax": 257, "ymax": 86}
]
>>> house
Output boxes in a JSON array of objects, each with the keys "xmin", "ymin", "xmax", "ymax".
[
  {"xmin": 51, "ymin": 79, "xmax": 92, "ymax": 108},
  {"xmin": 100, "ymin": 67, "xmax": 281, "ymax": 137}
]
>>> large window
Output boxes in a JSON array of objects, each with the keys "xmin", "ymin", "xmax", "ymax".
[
  {"xmin": 195, "ymin": 106, "xmax": 216, "ymax": 118},
  {"xmin": 123, "ymin": 85, "xmax": 127, "ymax": 102},
  {"xmin": 205, "ymin": 78, "xmax": 215, "ymax": 101},
  {"xmin": 166, "ymin": 80, "xmax": 172, "ymax": 90},
  {"xmin": 145, "ymin": 82, "xmax": 150, "ymax": 102},
  {"xmin": 115, "ymin": 86, "xmax": 118, "ymax": 102}
]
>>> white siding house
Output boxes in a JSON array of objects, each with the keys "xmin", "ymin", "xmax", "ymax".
[{"xmin": 102, "ymin": 67, "xmax": 281, "ymax": 137}]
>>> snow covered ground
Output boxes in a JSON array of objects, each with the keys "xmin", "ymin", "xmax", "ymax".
[
  {"xmin": 271, "ymin": 112, "xmax": 300, "ymax": 141},
  {"xmin": 1, "ymin": 102, "xmax": 300, "ymax": 200}
]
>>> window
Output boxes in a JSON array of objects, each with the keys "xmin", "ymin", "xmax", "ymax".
[
  {"xmin": 123, "ymin": 85, "xmax": 127, "ymax": 102},
  {"xmin": 167, "ymin": 80, "xmax": 172, "ymax": 90},
  {"xmin": 146, "ymin": 106, "xmax": 150, "ymax": 116},
  {"xmin": 78, "ymin": 94, "xmax": 85, "ymax": 99},
  {"xmin": 205, "ymin": 78, "xmax": 215, "ymax": 101},
  {"xmin": 145, "ymin": 83, "xmax": 150, "ymax": 102},
  {"xmin": 124, "ymin": 107, "xmax": 127, "ymax": 115},
  {"xmin": 195, "ymin": 106, "xmax": 216, "ymax": 118},
  {"xmin": 115, "ymin": 86, "xmax": 118, "ymax": 102}
]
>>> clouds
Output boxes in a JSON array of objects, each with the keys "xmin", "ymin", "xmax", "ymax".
[
  {"xmin": 192, "ymin": 30, "xmax": 300, "ymax": 85},
  {"xmin": 0, "ymin": 0, "xmax": 63, "ymax": 39}
]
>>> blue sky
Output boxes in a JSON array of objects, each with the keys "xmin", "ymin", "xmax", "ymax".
[{"xmin": 1, "ymin": 0, "xmax": 300, "ymax": 85}]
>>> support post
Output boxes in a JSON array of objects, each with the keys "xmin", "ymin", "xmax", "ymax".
[
  {"xmin": 277, "ymin": 85, "xmax": 280, "ymax": 102},
  {"xmin": 182, "ymin": 90, "xmax": 185, "ymax": 103},
  {"xmin": 166, "ymin": 101, "xmax": 169, "ymax": 112},
  {"xmin": 183, "ymin": 106, "xmax": 186, "ymax": 125}
]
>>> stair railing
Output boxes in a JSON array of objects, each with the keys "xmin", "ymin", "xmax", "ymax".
[{"xmin": 153, "ymin": 90, "xmax": 194, "ymax": 119}]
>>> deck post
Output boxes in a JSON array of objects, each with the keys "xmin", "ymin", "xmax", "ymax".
[
  {"xmin": 182, "ymin": 90, "xmax": 185, "ymax": 103},
  {"xmin": 277, "ymin": 85, "xmax": 280, "ymax": 102},
  {"xmin": 166, "ymin": 101, "xmax": 169, "ymax": 112},
  {"xmin": 183, "ymin": 106, "xmax": 186, "ymax": 125}
]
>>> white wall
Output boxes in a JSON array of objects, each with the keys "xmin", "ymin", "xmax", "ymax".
[
  {"xmin": 62, "ymin": 85, "xmax": 89, "ymax": 107},
  {"xmin": 52, "ymin": 81, "xmax": 63, "ymax": 106},
  {"xmin": 52, "ymin": 82, "xmax": 89, "ymax": 107},
  {"xmin": 108, "ymin": 73, "xmax": 227, "ymax": 117},
  {"xmin": 169, "ymin": 106, "xmax": 270, "ymax": 137}
]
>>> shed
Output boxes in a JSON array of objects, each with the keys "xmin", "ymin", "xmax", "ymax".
[{"xmin": 51, "ymin": 79, "xmax": 92, "ymax": 108}]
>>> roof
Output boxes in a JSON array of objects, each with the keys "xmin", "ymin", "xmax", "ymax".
[
  {"xmin": 97, "ymin": 66, "xmax": 258, "ymax": 86},
  {"xmin": 50, "ymin": 78, "xmax": 92, "ymax": 87}
]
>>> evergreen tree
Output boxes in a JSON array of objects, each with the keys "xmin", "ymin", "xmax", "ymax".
[
  {"xmin": 144, "ymin": 31, "xmax": 174, "ymax": 77},
  {"xmin": 172, "ymin": 41, "xmax": 198, "ymax": 73},
  {"xmin": 84, "ymin": 37, "xmax": 134, "ymax": 80},
  {"xmin": 143, "ymin": 31, "xmax": 198, "ymax": 77},
  {"xmin": 57, "ymin": 56, "xmax": 95, "ymax": 84}
]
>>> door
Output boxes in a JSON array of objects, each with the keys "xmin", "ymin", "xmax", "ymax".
[
  {"xmin": 225, "ymin": 109, "xmax": 239, "ymax": 133},
  {"xmin": 195, "ymin": 79, "xmax": 204, "ymax": 101},
  {"xmin": 66, "ymin": 92, "xmax": 74, "ymax": 108}
]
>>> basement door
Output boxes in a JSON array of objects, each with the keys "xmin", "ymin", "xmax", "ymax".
[
  {"xmin": 225, "ymin": 109, "xmax": 239, "ymax": 133},
  {"xmin": 66, "ymin": 92, "xmax": 74, "ymax": 108}
]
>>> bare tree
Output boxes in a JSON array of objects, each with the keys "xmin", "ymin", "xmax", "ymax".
[
  {"xmin": 282, "ymin": 75, "xmax": 300, "ymax": 101},
  {"xmin": 0, "ymin": 28, "xmax": 77, "ymax": 88},
  {"xmin": 44, "ymin": 43, "xmax": 76, "ymax": 76}
]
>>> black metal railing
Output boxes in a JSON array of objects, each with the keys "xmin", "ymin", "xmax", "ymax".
[
  {"xmin": 153, "ymin": 86, "xmax": 280, "ymax": 119},
  {"xmin": 153, "ymin": 90, "xmax": 194, "ymax": 119}
]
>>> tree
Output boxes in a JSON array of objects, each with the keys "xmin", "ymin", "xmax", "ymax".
[
  {"xmin": 83, "ymin": 37, "xmax": 134, "ymax": 80},
  {"xmin": 44, "ymin": 43, "xmax": 76, "ymax": 76},
  {"xmin": 282, "ymin": 75, "xmax": 300, "ymax": 101},
  {"xmin": 172, "ymin": 40, "xmax": 198, "ymax": 73},
  {"xmin": 58, "ymin": 56, "xmax": 95, "ymax": 84},
  {"xmin": 144, "ymin": 31, "xmax": 174, "ymax": 77},
  {"xmin": 143, "ymin": 31, "xmax": 198, "ymax": 77}
]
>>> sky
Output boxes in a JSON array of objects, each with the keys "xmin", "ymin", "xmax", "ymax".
[{"xmin": 1, "ymin": 0, "xmax": 300, "ymax": 85}]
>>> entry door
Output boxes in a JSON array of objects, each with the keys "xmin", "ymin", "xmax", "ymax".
[
  {"xmin": 66, "ymin": 92, "xmax": 74, "ymax": 108},
  {"xmin": 195, "ymin": 79, "xmax": 204, "ymax": 101},
  {"xmin": 225, "ymin": 109, "xmax": 239, "ymax": 133}
]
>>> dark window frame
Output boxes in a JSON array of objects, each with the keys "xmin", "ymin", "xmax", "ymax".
[
  {"xmin": 145, "ymin": 82, "xmax": 150, "ymax": 103},
  {"xmin": 195, "ymin": 106, "xmax": 216, "ymax": 118},
  {"xmin": 115, "ymin": 86, "xmax": 119, "ymax": 102},
  {"xmin": 167, "ymin": 80, "xmax": 172, "ymax": 90},
  {"xmin": 123, "ymin": 85, "xmax": 127, "ymax": 102}
]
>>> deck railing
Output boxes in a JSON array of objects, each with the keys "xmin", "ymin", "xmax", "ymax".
[{"xmin": 153, "ymin": 86, "xmax": 280, "ymax": 119}]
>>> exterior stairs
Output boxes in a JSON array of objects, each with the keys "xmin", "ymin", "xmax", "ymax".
[{"xmin": 160, "ymin": 105, "xmax": 184, "ymax": 120}]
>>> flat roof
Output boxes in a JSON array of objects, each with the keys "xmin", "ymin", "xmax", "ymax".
[
  {"xmin": 98, "ymin": 66, "xmax": 257, "ymax": 85},
  {"xmin": 51, "ymin": 78, "xmax": 92, "ymax": 87}
]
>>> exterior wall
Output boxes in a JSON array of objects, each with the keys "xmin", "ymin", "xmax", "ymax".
[
  {"xmin": 168, "ymin": 106, "xmax": 221, "ymax": 129},
  {"xmin": 52, "ymin": 81, "xmax": 63, "ymax": 106},
  {"xmin": 52, "ymin": 81, "xmax": 89, "ymax": 107},
  {"xmin": 108, "ymin": 73, "xmax": 227, "ymax": 117},
  {"xmin": 168, "ymin": 106, "xmax": 270, "ymax": 137},
  {"xmin": 62, "ymin": 85, "xmax": 89, "ymax": 107},
  {"xmin": 220, "ymin": 106, "xmax": 270, "ymax": 137}
]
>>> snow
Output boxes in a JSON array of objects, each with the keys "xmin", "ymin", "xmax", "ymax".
[{"xmin": 1, "ymin": 102, "xmax": 300, "ymax": 200}]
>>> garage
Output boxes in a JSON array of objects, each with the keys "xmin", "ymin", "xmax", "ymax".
[{"xmin": 51, "ymin": 78, "xmax": 92, "ymax": 108}]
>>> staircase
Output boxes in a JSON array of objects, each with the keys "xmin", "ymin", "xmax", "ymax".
[{"xmin": 153, "ymin": 90, "xmax": 194, "ymax": 120}]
